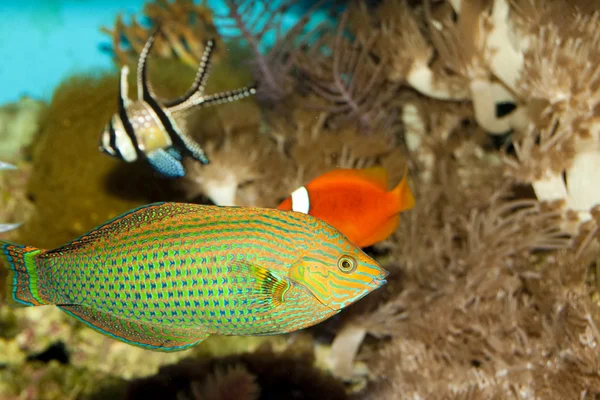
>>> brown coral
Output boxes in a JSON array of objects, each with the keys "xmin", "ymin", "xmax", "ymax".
[
  {"xmin": 101, "ymin": 0, "xmax": 220, "ymax": 69},
  {"xmin": 178, "ymin": 364, "xmax": 260, "ymax": 400}
]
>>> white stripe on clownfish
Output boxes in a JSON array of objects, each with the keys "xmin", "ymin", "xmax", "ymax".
[{"xmin": 291, "ymin": 186, "xmax": 310, "ymax": 214}]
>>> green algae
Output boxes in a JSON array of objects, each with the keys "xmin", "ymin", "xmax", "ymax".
[
  {"xmin": 18, "ymin": 74, "xmax": 157, "ymax": 249},
  {"xmin": 0, "ymin": 360, "xmax": 126, "ymax": 400}
]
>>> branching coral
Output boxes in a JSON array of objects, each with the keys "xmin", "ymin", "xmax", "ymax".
[
  {"xmin": 212, "ymin": 0, "xmax": 331, "ymax": 104},
  {"xmin": 504, "ymin": 9, "xmax": 600, "ymax": 232},
  {"xmin": 9, "ymin": 0, "xmax": 600, "ymax": 397},
  {"xmin": 177, "ymin": 364, "xmax": 260, "ymax": 400},
  {"xmin": 293, "ymin": 10, "xmax": 399, "ymax": 131},
  {"xmin": 124, "ymin": 342, "xmax": 348, "ymax": 400},
  {"xmin": 179, "ymin": 127, "xmax": 291, "ymax": 207},
  {"xmin": 101, "ymin": 0, "xmax": 220, "ymax": 69},
  {"xmin": 350, "ymin": 0, "xmax": 600, "ymax": 233}
]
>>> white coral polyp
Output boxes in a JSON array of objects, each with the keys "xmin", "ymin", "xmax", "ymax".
[
  {"xmin": 565, "ymin": 137, "xmax": 600, "ymax": 219},
  {"xmin": 532, "ymin": 135, "xmax": 600, "ymax": 232}
]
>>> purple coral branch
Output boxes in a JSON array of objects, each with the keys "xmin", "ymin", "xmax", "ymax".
[{"xmin": 223, "ymin": 0, "xmax": 284, "ymax": 99}]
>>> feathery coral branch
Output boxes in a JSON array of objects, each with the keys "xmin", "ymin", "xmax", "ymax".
[
  {"xmin": 213, "ymin": 0, "xmax": 330, "ymax": 104},
  {"xmin": 294, "ymin": 10, "xmax": 399, "ymax": 131},
  {"xmin": 101, "ymin": 0, "xmax": 219, "ymax": 68}
]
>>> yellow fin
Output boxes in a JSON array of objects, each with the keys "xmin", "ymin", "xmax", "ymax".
[
  {"xmin": 229, "ymin": 261, "xmax": 290, "ymax": 307},
  {"xmin": 391, "ymin": 167, "xmax": 415, "ymax": 213},
  {"xmin": 355, "ymin": 166, "xmax": 389, "ymax": 189}
]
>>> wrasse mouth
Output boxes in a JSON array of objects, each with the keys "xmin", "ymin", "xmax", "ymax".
[
  {"xmin": 370, "ymin": 277, "xmax": 388, "ymax": 287},
  {"xmin": 369, "ymin": 269, "xmax": 389, "ymax": 288}
]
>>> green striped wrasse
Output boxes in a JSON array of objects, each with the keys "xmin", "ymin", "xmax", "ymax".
[{"xmin": 0, "ymin": 202, "xmax": 387, "ymax": 352}]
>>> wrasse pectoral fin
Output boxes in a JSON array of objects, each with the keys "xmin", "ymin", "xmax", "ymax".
[
  {"xmin": 146, "ymin": 149, "xmax": 186, "ymax": 177},
  {"xmin": 59, "ymin": 304, "xmax": 208, "ymax": 352},
  {"xmin": 229, "ymin": 261, "xmax": 290, "ymax": 307}
]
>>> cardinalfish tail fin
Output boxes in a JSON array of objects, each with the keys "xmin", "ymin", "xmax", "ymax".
[
  {"xmin": 0, "ymin": 242, "xmax": 47, "ymax": 307},
  {"xmin": 391, "ymin": 167, "xmax": 415, "ymax": 213}
]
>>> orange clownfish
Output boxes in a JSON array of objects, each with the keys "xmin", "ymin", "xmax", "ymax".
[{"xmin": 277, "ymin": 167, "xmax": 415, "ymax": 248}]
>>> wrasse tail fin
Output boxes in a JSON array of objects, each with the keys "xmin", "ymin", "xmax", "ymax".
[
  {"xmin": 229, "ymin": 261, "xmax": 290, "ymax": 307},
  {"xmin": 0, "ymin": 242, "xmax": 47, "ymax": 307},
  {"xmin": 59, "ymin": 305, "xmax": 209, "ymax": 352},
  {"xmin": 391, "ymin": 168, "xmax": 415, "ymax": 213}
]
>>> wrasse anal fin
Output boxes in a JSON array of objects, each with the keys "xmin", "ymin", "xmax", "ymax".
[{"xmin": 59, "ymin": 305, "xmax": 208, "ymax": 352}]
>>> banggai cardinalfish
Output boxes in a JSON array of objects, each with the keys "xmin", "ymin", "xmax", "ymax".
[
  {"xmin": 99, "ymin": 29, "xmax": 256, "ymax": 178},
  {"xmin": 0, "ymin": 203, "xmax": 387, "ymax": 351}
]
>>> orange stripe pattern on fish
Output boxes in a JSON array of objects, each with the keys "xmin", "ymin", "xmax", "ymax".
[
  {"xmin": 277, "ymin": 167, "xmax": 415, "ymax": 248},
  {"xmin": 0, "ymin": 203, "xmax": 387, "ymax": 352}
]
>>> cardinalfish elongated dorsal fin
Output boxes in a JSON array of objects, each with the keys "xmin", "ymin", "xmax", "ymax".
[
  {"xmin": 137, "ymin": 28, "xmax": 210, "ymax": 166},
  {"xmin": 137, "ymin": 28, "xmax": 159, "ymax": 103},
  {"xmin": 58, "ymin": 305, "xmax": 209, "ymax": 352},
  {"xmin": 228, "ymin": 261, "xmax": 290, "ymax": 307},
  {"xmin": 164, "ymin": 38, "xmax": 257, "ymax": 113},
  {"xmin": 0, "ymin": 242, "xmax": 46, "ymax": 307},
  {"xmin": 186, "ymin": 86, "xmax": 258, "ymax": 110},
  {"xmin": 164, "ymin": 39, "xmax": 215, "ymax": 111},
  {"xmin": 390, "ymin": 166, "xmax": 415, "ymax": 214}
]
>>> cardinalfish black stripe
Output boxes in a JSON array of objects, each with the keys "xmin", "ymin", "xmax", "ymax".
[{"xmin": 99, "ymin": 28, "xmax": 257, "ymax": 178}]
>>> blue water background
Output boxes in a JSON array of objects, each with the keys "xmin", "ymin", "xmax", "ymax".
[{"xmin": 0, "ymin": 0, "xmax": 329, "ymax": 104}]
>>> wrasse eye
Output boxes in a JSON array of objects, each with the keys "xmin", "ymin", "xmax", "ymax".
[{"xmin": 337, "ymin": 255, "xmax": 357, "ymax": 274}]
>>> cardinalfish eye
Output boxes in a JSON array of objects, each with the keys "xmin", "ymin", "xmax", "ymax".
[{"xmin": 337, "ymin": 255, "xmax": 357, "ymax": 274}]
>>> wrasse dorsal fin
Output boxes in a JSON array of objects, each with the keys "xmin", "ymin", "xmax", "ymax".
[
  {"xmin": 229, "ymin": 261, "xmax": 290, "ymax": 307},
  {"xmin": 164, "ymin": 39, "xmax": 216, "ymax": 110},
  {"xmin": 59, "ymin": 305, "xmax": 208, "ymax": 352},
  {"xmin": 42, "ymin": 203, "xmax": 186, "ymax": 255},
  {"xmin": 137, "ymin": 27, "xmax": 160, "ymax": 102}
]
